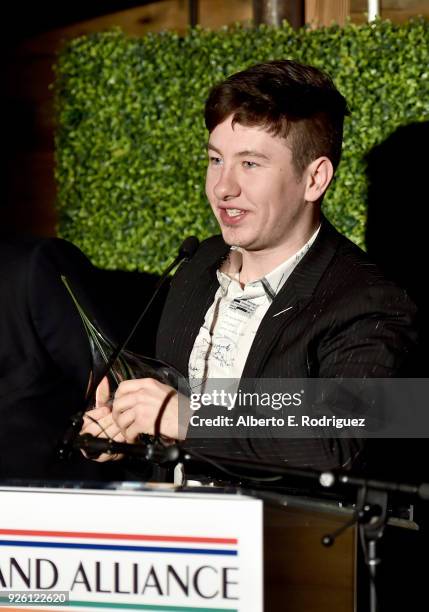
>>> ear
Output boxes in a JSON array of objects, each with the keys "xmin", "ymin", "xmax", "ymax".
[
  {"xmin": 95, "ymin": 376, "xmax": 111, "ymax": 408},
  {"xmin": 304, "ymin": 157, "xmax": 334, "ymax": 203}
]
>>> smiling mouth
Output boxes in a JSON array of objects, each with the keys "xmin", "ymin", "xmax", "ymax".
[
  {"xmin": 225, "ymin": 208, "xmax": 244, "ymax": 217},
  {"xmin": 219, "ymin": 207, "xmax": 248, "ymax": 225}
]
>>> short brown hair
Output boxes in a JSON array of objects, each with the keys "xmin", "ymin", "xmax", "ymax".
[{"xmin": 204, "ymin": 60, "xmax": 349, "ymax": 176}]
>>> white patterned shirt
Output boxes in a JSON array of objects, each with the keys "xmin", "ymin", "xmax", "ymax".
[{"xmin": 188, "ymin": 227, "xmax": 320, "ymax": 389}]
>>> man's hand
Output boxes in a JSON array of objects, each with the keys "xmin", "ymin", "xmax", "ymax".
[
  {"xmin": 80, "ymin": 405, "xmax": 126, "ymax": 462},
  {"xmin": 112, "ymin": 378, "xmax": 186, "ymax": 443}
]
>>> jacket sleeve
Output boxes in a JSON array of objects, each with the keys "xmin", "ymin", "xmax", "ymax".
[
  {"xmin": 316, "ymin": 280, "xmax": 418, "ymax": 378},
  {"xmin": 27, "ymin": 238, "xmax": 96, "ymax": 394}
]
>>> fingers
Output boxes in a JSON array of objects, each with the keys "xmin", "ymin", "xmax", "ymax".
[
  {"xmin": 114, "ymin": 407, "xmax": 136, "ymax": 435},
  {"xmin": 112, "ymin": 400, "xmax": 141, "ymax": 443},
  {"xmin": 112, "ymin": 379, "xmax": 159, "ymax": 440},
  {"xmin": 80, "ymin": 407, "xmax": 127, "ymax": 463},
  {"xmin": 81, "ymin": 406, "xmax": 121, "ymax": 444},
  {"xmin": 111, "ymin": 378, "xmax": 180, "ymax": 441},
  {"xmin": 84, "ymin": 415, "xmax": 121, "ymax": 439},
  {"xmin": 113, "ymin": 390, "xmax": 143, "ymax": 418},
  {"xmin": 120, "ymin": 422, "xmax": 144, "ymax": 444},
  {"xmin": 114, "ymin": 377, "xmax": 167, "ymax": 399},
  {"xmin": 114, "ymin": 378, "xmax": 150, "ymax": 397},
  {"xmin": 81, "ymin": 406, "xmax": 114, "ymax": 435},
  {"xmin": 84, "ymin": 405, "xmax": 111, "ymax": 420}
]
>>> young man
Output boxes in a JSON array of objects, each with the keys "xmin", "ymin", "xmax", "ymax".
[{"xmin": 82, "ymin": 60, "xmax": 417, "ymax": 470}]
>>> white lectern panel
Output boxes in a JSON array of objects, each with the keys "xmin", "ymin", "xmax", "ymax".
[{"xmin": 0, "ymin": 486, "xmax": 263, "ymax": 612}]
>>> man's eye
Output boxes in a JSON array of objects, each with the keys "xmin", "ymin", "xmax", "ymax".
[
  {"xmin": 242, "ymin": 161, "xmax": 258, "ymax": 168},
  {"xmin": 209, "ymin": 156, "xmax": 222, "ymax": 165}
]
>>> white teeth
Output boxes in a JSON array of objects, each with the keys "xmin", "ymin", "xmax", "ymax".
[{"xmin": 225, "ymin": 208, "xmax": 243, "ymax": 217}]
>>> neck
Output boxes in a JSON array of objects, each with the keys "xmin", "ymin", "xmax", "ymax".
[{"xmin": 239, "ymin": 216, "xmax": 321, "ymax": 284}]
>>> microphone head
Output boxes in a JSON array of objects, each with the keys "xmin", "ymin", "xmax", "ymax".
[
  {"xmin": 418, "ymin": 482, "xmax": 429, "ymax": 500},
  {"xmin": 178, "ymin": 236, "xmax": 199, "ymax": 260}
]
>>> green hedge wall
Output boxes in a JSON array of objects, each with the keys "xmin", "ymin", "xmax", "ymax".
[{"xmin": 55, "ymin": 19, "xmax": 429, "ymax": 272}]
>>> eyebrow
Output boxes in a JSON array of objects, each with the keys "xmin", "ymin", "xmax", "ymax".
[{"xmin": 207, "ymin": 143, "xmax": 270, "ymax": 161}]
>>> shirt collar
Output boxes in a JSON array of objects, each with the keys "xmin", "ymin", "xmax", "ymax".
[{"xmin": 217, "ymin": 225, "xmax": 321, "ymax": 298}]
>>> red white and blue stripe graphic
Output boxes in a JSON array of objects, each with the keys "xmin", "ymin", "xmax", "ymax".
[{"xmin": 0, "ymin": 529, "xmax": 238, "ymax": 556}]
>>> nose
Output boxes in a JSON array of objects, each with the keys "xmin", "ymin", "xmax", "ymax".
[{"xmin": 213, "ymin": 167, "xmax": 241, "ymax": 201}]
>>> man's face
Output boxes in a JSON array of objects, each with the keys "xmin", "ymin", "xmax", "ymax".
[{"xmin": 205, "ymin": 116, "xmax": 311, "ymax": 255}]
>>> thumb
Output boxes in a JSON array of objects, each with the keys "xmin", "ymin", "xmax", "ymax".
[{"xmin": 95, "ymin": 376, "xmax": 111, "ymax": 408}]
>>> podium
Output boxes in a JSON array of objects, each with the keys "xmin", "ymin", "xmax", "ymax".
[
  {"xmin": 263, "ymin": 494, "xmax": 356, "ymax": 611},
  {"xmin": 0, "ymin": 482, "xmax": 417, "ymax": 612}
]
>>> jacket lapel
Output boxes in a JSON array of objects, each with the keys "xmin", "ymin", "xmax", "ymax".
[
  {"xmin": 167, "ymin": 243, "xmax": 228, "ymax": 376},
  {"xmin": 241, "ymin": 217, "xmax": 341, "ymax": 378}
]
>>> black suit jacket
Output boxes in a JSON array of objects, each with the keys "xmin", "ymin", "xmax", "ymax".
[
  {"xmin": 0, "ymin": 236, "xmax": 123, "ymax": 480},
  {"xmin": 156, "ymin": 218, "xmax": 418, "ymax": 470}
]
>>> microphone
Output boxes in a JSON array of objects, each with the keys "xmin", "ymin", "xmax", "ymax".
[
  {"xmin": 76, "ymin": 433, "xmax": 181, "ymax": 464},
  {"xmin": 58, "ymin": 236, "xmax": 199, "ymax": 460},
  {"xmin": 178, "ymin": 236, "xmax": 200, "ymax": 260},
  {"xmin": 322, "ymin": 471, "xmax": 429, "ymax": 502},
  {"xmin": 418, "ymin": 482, "xmax": 429, "ymax": 501}
]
